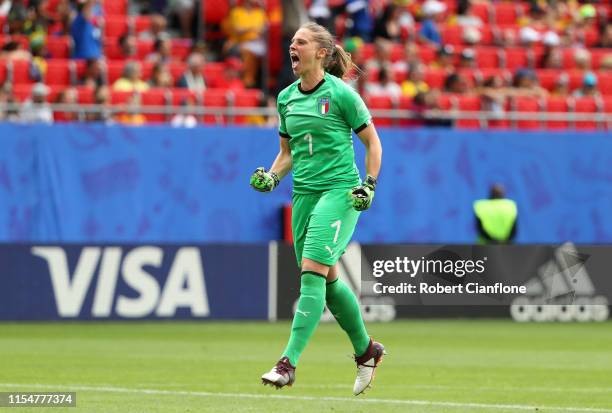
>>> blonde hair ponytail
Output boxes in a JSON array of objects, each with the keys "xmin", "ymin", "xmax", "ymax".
[{"xmin": 300, "ymin": 22, "xmax": 357, "ymax": 79}]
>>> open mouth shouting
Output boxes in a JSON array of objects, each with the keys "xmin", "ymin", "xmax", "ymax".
[{"xmin": 290, "ymin": 52, "xmax": 300, "ymax": 70}]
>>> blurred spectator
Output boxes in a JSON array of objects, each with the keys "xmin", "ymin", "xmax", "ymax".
[
  {"xmin": 512, "ymin": 69, "xmax": 547, "ymax": 97},
  {"xmin": 308, "ymin": 0, "xmax": 330, "ymax": 29},
  {"xmin": 168, "ymin": 0, "xmax": 196, "ymax": 38},
  {"xmin": 54, "ymin": 87, "xmax": 78, "ymax": 122},
  {"xmin": 365, "ymin": 39, "xmax": 392, "ymax": 72},
  {"xmin": 80, "ymin": 58, "xmax": 106, "ymax": 88},
  {"xmin": 118, "ymin": 33, "xmax": 138, "ymax": 59},
  {"xmin": 0, "ymin": 86, "xmax": 19, "ymax": 122},
  {"xmin": 23, "ymin": 0, "xmax": 50, "ymax": 41},
  {"xmin": 372, "ymin": 2, "xmax": 412, "ymax": 43},
  {"xmin": 139, "ymin": 14, "xmax": 168, "ymax": 40},
  {"xmin": 223, "ymin": 0, "xmax": 268, "ymax": 88},
  {"xmin": 419, "ymin": 0, "xmax": 446, "ymax": 47},
  {"xmin": 20, "ymin": 82, "xmax": 53, "ymax": 124},
  {"xmin": 573, "ymin": 72, "xmax": 600, "ymax": 97},
  {"xmin": 176, "ymin": 52, "xmax": 206, "ymax": 92},
  {"xmin": 116, "ymin": 93, "xmax": 146, "ymax": 125},
  {"xmin": 86, "ymin": 85, "xmax": 113, "ymax": 123},
  {"xmin": 519, "ymin": 27, "xmax": 541, "ymax": 48},
  {"xmin": 7, "ymin": 0, "xmax": 28, "ymax": 34},
  {"xmin": 112, "ymin": 61, "xmax": 150, "ymax": 92},
  {"xmin": 30, "ymin": 36, "xmax": 46, "ymax": 81},
  {"xmin": 479, "ymin": 75, "xmax": 506, "ymax": 119},
  {"xmin": 147, "ymin": 34, "xmax": 172, "ymax": 64},
  {"xmin": 551, "ymin": 73, "xmax": 570, "ymax": 96},
  {"xmin": 444, "ymin": 72, "xmax": 467, "ymax": 94},
  {"xmin": 365, "ymin": 65, "xmax": 401, "ymax": 99},
  {"xmin": 216, "ymin": 57, "xmax": 245, "ymax": 90},
  {"xmin": 171, "ymin": 96, "xmax": 198, "ymax": 128},
  {"xmin": 432, "ymin": 44, "xmax": 454, "ymax": 72},
  {"xmin": 71, "ymin": 0, "xmax": 102, "ymax": 60},
  {"xmin": 540, "ymin": 32, "xmax": 562, "ymax": 69},
  {"xmin": 401, "ymin": 62, "xmax": 429, "ymax": 98},
  {"xmin": 245, "ymin": 95, "xmax": 278, "ymax": 126},
  {"xmin": 453, "ymin": 0, "xmax": 482, "ymax": 27},
  {"xmin": 574, "ymin": 48, "xmax": 591, "ymax": 70},
  {"xmin": 0, "ymin": 40, "xmax": 32, "ymax": 60},
  {"xmin": 600, "ymin": 55, "xmax": 612, "ymax": 71},
  {"xmin": 596, "ymin": 24, "xmax": 612, "ymax": 48},
  {"xmin": 0, "ymin": 0, "xmax": 11, "ymax": 17},
  {"xmin": 458, "ymin": 48, "xmax": 476, "ymax": 69},
  {"xmin": 462, "ymin": 26, "xmax": 481, "ymax": 46},
  {"xmin": 149, "ymin": 62, "xmax": 174, "ymax": 88}
]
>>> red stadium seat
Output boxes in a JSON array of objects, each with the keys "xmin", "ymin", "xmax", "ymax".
[
  {"xmin": 598, "ymin": 72, "xmax": 612, "ymax": 96},
  {"xmin": 171, "ymin": 39, "xmax": 193, "ymax": 60},
  {"xmin": 417, "ymin": 46, "xmax": 436, "ymax": 64},
  {"xmin": 0, "ymin": 60, "xmax": 8, "ymax": 84},
  {"xmin": 137, "ymin": 39, "xmax": 154, "ymax": 60},
  {"xmin": 202, "ymin": 89, "xmax": 228, "ymax": 124},
  {"xmin": 204, "ymin": 0, "xmax": 230, "ymax": 24},
  {"xmin": 46, "ymin": 36, "xmax": 71, "ymax": 58},
  {"xmin": 503, "ymin": 48, "xmax": 529, "ymax": 70},
  {"xmin": 106, "ymin": 60, "xmax": 126, "ymax": 84},
  {"xmin": 232, "ymin": 89, "xmax": 263, "ymax": 124},
  {"xmin": 104, "ymin": 15, "xmax": 129, "ymax": 38},
  {"xmin": 493, "ymin": 3, "xmax": 520, "ymax": 25},
  {"xmin": 536, "ymin": 69, "xmax": 560, "ymax": 91},
  {"xmin": 441, "ymin": 26, "xmax": 463, "ymax": 46},
  {"xmin": 170, "ymin": 88, "xmax": 200, "ymax": 106},
  {"xmin": 45, "ymin": 59, "xmax": 71, "ymax": 85},
  {"xmin": 471, "ymin": 2, "xmax": 491, "ymax": 24},
  {"xmin": 103, "ymin": 0, "xmax": 127, "ymax": 16},
  {"xmin": 141, "ymin": 89, "xmax": 169, "ymax": 123},
  {"xmin": 10, "ymin": 59, "xmax": 32, "ymax": 84},
  {"xmin": 168, "ymin": 61, "xmax": 187, "ymax": 84},
  {"xmin": 424, "ymin": 69, "xmax": 446, "ymax": 90},
  {"xmin": 111, "ymin": 90, "xmax": 133, "ymax": 105},
  {"xmin": 512, "ymin": 96, "xmax": 541, "ymax": 129},
  {"xmin": 12, "ymin": 84, "xmax": 33, "ymax": 102},
  {"xmin": 602, "ymin": 96, "xmax": 612, "ymax": 130},
  {"xmin": 367, "ymin": 95, "xmax": 394, "ymax": 126},
  {"xmin": 104, "ymin": 38, "xmax": 123, "ymax": 60},
  {"xmin": 132, "ymin": 15, "xmax": 151, "ymax": 34},
  {"xmin": 456, "ymin": 95, "xmax": 481, "ymax": 128},
  {"xmin": 204, "ymin": 63, "xmax": 225, "ymax": 88},
  {"xmin": 475, "ymin": 47, "xmax": 500, "ymax": 69},
  {"xmin": 572, "ymin": 97, "xmax": 599, "ymax": 130},
  {"xmin": 544, "ymin": 96, "xmax": 569, "ymax": 129},
  {"xmin": 76, "ymin": 86, "xmax": 95, "ymax": 104}
]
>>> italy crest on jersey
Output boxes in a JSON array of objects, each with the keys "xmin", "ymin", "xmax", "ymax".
[{"xmin": 318, "ymin": 97, "xmax": 330, "ymax": 116}]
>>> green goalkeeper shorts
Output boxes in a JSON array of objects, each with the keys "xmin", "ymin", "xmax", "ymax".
[{"xmin": 292, "ymin": 187, "xmax": 361, "ymax": 268}]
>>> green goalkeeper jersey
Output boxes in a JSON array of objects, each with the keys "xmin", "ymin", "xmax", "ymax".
[{"xmin": 277, "ymin": 72, "xmax": 372, "ymax": 194}]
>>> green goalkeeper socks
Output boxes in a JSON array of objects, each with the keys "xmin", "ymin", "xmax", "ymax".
[
  {"xmin": 282, "ymin": 272, "xmax": 326, "ymax": 366},
  {"xmin": 326, "ymin": 278, "xmax": 370, "ymax": 357}
]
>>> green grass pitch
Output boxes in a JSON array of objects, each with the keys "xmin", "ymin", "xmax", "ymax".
[{"xmin": 1, "ymin": 320, "xmax": 611, "ymax": 413}]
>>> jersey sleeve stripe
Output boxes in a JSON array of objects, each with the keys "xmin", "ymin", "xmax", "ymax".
[
  {"xmin": 279, "ymin": 131, "xmax": 292, "ymax": 139},
  {"xmin": 354, "ymin": 122, "xmax": 370, "ymax": 134}
]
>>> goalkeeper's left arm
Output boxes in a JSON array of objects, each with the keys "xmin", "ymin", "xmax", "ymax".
[
  {"xmin": 250, "ymin": 137, "xmax": 292, "ymax": 192},
  {"xmin": 351, "ymin": 123, "xmax": 382, "ymax": 211}
]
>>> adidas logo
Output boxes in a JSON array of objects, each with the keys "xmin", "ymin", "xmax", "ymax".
[{"xmin": 510, "ymin": 243, "xmax": 609, "ymax": 322}]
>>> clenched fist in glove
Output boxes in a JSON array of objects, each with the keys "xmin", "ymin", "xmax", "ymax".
[
  {"xmin": 250, "ymin": 167, "xmax": 280, "ymax": 192},
  {"xmin": 350, "ymin": 175, "xmax": 377, "ymax": 211}
]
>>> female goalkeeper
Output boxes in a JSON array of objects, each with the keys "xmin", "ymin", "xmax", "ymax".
[{"xmin": 250, "ymin": 22, "xmax": 384, "ymax": 396}]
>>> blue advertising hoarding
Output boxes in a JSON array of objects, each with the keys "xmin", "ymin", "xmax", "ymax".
[{"xmin": 0, "ymin": 244, "xmax": 268, "ymax": 320}]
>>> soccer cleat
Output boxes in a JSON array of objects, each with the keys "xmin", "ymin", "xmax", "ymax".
[
  {"xmin": 353, "ymin": 339, "xmax": 385, "ymax": 396},
  {"xmin": 261, "ymin": 357, "xmax": 296, "ymax": 389}
]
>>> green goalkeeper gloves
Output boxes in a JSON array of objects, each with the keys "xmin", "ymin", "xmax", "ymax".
[
  {"xmin": 350, "ymin": 175, "xmax": 377, "ymax": 211},
  {"xmin": 250, "ymin": 167, "xmax": 280, "ymax": 192}
]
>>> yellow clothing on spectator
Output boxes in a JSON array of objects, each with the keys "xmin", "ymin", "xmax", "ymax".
[
  {"xmin": 112, "ymin": 78, "xmax": 150, "ymax": 92},
  {"xmin": 116, "ymin": 113, "xmax": 146, "ymax": 125},
  {"xmin": 228, "ymin": 6, "xmax": 267, "ymax": 43},
  {"xmin": 402, "ymin": 80, "xmax": 429, "ymax": 98}
]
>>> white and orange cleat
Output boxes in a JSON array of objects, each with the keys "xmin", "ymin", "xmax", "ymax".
[
  {"xmin": 261, "ymin": 357, "xmax": 296, "ymax": 389},
  {"xmin": 353, "ymin": 339, "xmax": 385, "ymax": 395}
]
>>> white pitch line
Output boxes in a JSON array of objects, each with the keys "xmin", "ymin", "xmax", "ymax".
[{"xmin": 0, "ymin": 383, "xmax": 611, "ymax": 413}]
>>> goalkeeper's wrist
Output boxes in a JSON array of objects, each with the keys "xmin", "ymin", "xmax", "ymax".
[{"xmin": 364, "ymin": 174, "xmax": 377, "ymax": 190}]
